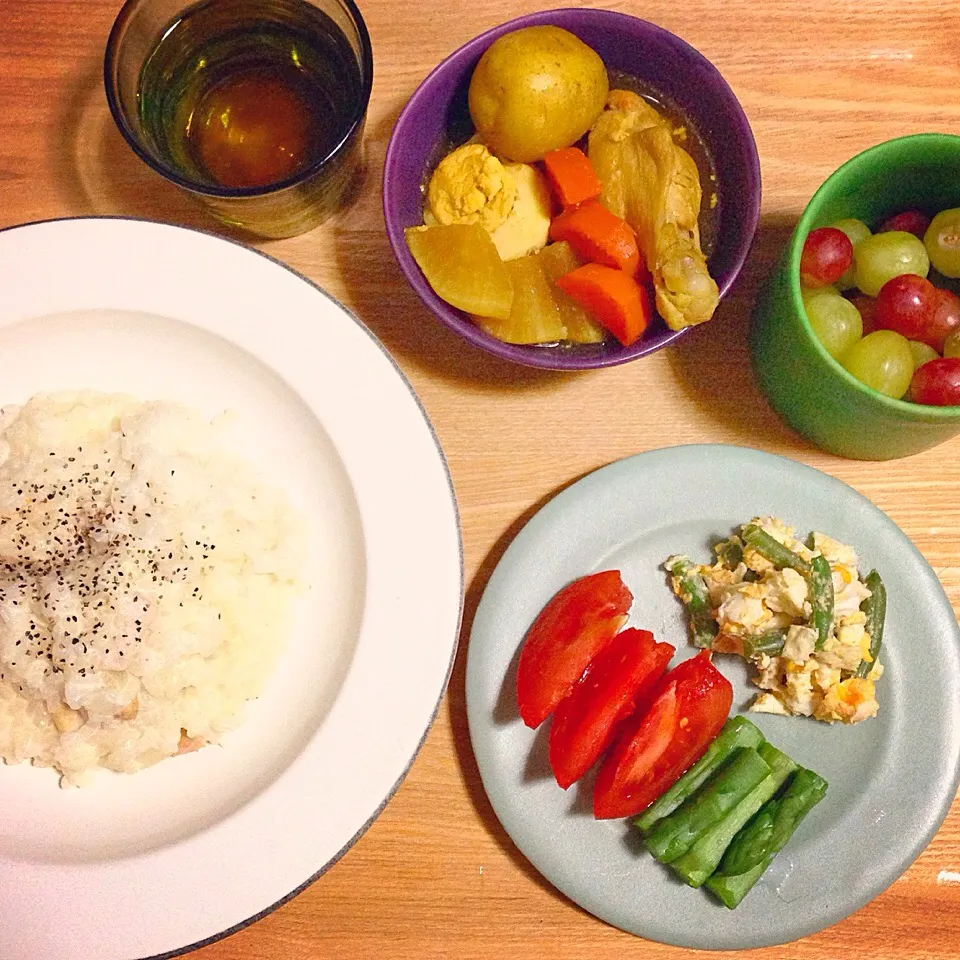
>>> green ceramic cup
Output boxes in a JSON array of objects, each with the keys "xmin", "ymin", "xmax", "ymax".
[{"xmin": 752, "ymin": 133, "xmax": 960, "ymax": 460}]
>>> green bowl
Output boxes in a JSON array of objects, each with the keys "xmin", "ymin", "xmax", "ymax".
[{"xmin": 752, "ymin": 133, "xmax": 960, "ymax": 460}]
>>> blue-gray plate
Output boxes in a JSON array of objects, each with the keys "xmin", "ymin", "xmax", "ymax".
[{"xmin": 465, "ymin": 445, "xmax": 960, "ymax": 949}]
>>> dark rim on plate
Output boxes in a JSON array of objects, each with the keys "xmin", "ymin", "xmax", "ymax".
[
  {"xmin": 383, "ymin": 7, "xmax": 762, "ymax": 370},
  {"xmin": 104, "ymin": 0, "xmax": 374, "ymax": 200},
  {"xmin": 465, "ymin": 444, "xmax": 960, "ymax": 948},
  {"xmin": 0, "ymin": 215, "xmax": 464, "ymax": 960}
]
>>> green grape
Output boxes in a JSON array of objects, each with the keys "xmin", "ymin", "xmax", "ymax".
[
  {"xmin": 923, "ymin": 208, "xmax": 960, "ymax": 278},
  {"xmin": 944, "ymin": 330, "xmax": 960, "ymax": 358},
  {"xmin": 830, "ymin": 218, "xmax": 872, "ymax": 291},
  {"xmin": 842, "ymin": 329, "xmax": 914, "ymax": 398},
  {"xmin": 831, "ymin": 218, "xmax": 872, "ymax": 246},
  {"xmin": 908, "ymin": 339, "xmax": 939, "ymax": 369},
  {"xmin": 802, "ymin": 287, "xmax": 862, "ymax": 359},
  {"xmin": 853, "ymin": 231, "xmax": 930, "ymax": 297}
]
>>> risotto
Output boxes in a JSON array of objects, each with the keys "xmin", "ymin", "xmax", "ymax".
[{"xmin": 0, "ymin": 392, "xmax": 303, "ymax": 786}]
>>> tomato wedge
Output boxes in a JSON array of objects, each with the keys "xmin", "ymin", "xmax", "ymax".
[
  {"xmin": 516, "ymin": 570, "xmax": 633, "ymax": 729},
  {"xmin": 548, "ymin": 628, "xmax": 675, "ymax": 789},
  {"xmin": 593, "ymin": 651, "xmax": 732, "ymax": 819}
]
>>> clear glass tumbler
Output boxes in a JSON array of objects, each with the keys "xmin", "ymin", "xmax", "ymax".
[{"xmin": 105, "ymin": 0, "xmax": 373, "ymax": 239}]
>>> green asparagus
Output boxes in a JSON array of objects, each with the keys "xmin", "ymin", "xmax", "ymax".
[
  {"xmin": 716, "ymin": 767, "xmax": 829, "ymax": 876},
  {"xmin": 645, "ymin": 748, "xmax": 772, "ymax": 863},
  {"xmin": 741, "ymin": 524, "xmax": 811, "ymax": 575},
  {"xmin": 667, "ymin": 743, "xmax": 797, "ymax": 888},
  {"xmin": 704, "ymin": 860, "xmax": 769, "ymax": 909},
  {"xmin": 635, "ymin": 717, "xmax": 766, "ymax": 834},
  {"xmin": 856, "ymin": 569, "xmax": 886, "ymax": 678},
  {"xmin": 809, "ymin": 554, "xmax": 834, "ymax": 650},
  {"xmin": 668, "ymin": 556, "xmax": 718, "ymax": 648}
]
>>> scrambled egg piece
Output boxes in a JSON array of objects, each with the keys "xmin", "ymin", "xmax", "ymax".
[
  {"xmin": 426, "ymin": 144, "xmax": 516, "ymax": 232},
  {"xmin": 666, "ymin": 516, "xmax": 883, "ymax": 725},
  {"xmin": 489, "ymin": 163, "xmax": 552, "ymax": 261}
]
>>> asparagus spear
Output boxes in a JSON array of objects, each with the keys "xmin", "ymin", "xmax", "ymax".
[
  {"xmin": 645, "ymin": 747, "xmax": 772, "ymax": 863},
  {"xmin": 809, "ymin": 554, "xmax": 835, "ymax": 650},
  {"xmin": 856, "ymin": 569, "xmax": 886, "ymax": 678},
  {"xmin": 667, "ymin": 743, "xmax": 797, "ymax": 888},
  {"xmin": 715, "ymin": 767, "xmax": 829, "ymax": 877},
  {"xmin": 704, "ymin": 860, "xmax": 768, "ymax": 909},
  {"xmin": 741, "ymin": 524, "xmax": 811, "ymax": 575},
  {"xmin": 667, "ymin": 556, "xmax": 717, "ymax": 648},
  {"xmin": 634, "ymin": 717, "xmax": 766, "ymax": 834}
]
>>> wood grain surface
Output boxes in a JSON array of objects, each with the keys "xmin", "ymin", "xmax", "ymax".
[{"xmin": 2, "ymin": 1, "xmax": 959, "ymax": 957}]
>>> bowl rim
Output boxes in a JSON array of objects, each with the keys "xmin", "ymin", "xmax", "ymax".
[
  {"xmin": 787, "ymin": 132, "xmax": 960, "ymax": 419},
  {"xmin": 382, "ymin": 6, "xmax": 761, "ymax": 370}
]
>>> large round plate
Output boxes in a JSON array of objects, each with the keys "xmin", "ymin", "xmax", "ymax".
[
  {"xmin": 0, "ymin": 218, "xmax": 463, "ymax": 960},
  {"xmin": 466, "ymin": 445, "xmax": 960, "ymax": 950}
]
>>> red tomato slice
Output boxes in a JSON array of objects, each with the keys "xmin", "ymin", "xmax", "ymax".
[
  {"xmin": 516, "ymin": 571, "xmax": 633, "ymax": 729},
  {"xmin": 593, "ymin": 651, "xmax": 732, "ymax": 819},
  {"xmin": 548, "ymin": 628, "xmax": 675, "ymax": 789}
]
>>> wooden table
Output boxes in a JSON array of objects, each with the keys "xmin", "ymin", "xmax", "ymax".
[{"xmin": 2, "ymin": 1, "xmax": 959, "ymax": 957}]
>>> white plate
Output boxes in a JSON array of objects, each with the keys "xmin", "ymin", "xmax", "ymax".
[
  {"xmin": 466, "ymin": 445, "xmax": 960, "ymax": 949},
  {"xmin": 0, "ymin": 218, "xmax": 463, "ymax": 960}
]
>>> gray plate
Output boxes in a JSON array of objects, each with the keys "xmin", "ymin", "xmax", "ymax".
[{"xmin": 465, "ymin": 445, "xmax": 960, "ymax": 949}]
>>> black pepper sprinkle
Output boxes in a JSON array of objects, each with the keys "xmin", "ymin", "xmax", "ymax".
[{"xmin": 0, "ymin": 436, "xmax": 234, "ymax": 689}]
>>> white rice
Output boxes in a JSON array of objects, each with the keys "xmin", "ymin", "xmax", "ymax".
[{"xmin": 0, "ymin": 392, "xmax": 303, "ymax": 786}]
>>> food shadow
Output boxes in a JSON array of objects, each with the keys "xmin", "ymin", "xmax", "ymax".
[
  {"xmin": 522, "ymin": 724, "xmax": 553, "ymax": 782},
  {"xmin": 667, "ymin": 213, "xmax": 814, "ymax": 455},
  {"xmin": 54, "ymin": 63, "xmax": 246, "ymax": 236},
  {"xmin": 444, "ymin": 473, "xmax": 592, "ymax": 894}
]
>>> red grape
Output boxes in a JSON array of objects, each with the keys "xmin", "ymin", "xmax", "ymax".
[
  {"xmin": 800, "ymin": 227, "xmax": 853, "ymax": 288},
  {"xmin": 848, "ymin": 294, "xmax": 879, "ymax": 335},
  {"xmin": 874, "ymin": 274, "xmax": 937, "ymax": 343},
  {"xmin": 879, "ymin": 209, "xmax": 931, "ymax": 238},
  {"xmin": 909, "ymin": 356, "xmax": 960, "ymax": 405},
  {"xmin": 927, "ymin": 287, "xmax": 960, "ymax": 352}
]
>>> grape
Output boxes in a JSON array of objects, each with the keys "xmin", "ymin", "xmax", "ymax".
[
  {"xmin": 802, "ymin": 288, "xmax": 862, "ymax": 359},
  {"xmin": 848, "ymin": 294, "xmax": 878, "ymax": 335},
  {"xmin": 927, "ymin": 287, "xmax": 960, "ymax": 352},
  {"xmin": 879, "ymin": 210, "xmax": 931, "ymax": 238},
  {"xmin": 853, "ymin": 231, "xmax": 930, "ymax": 297},
  {"xmin": 874, "ymin": 274, "xmax": 937, "ymax": 343},
  {"xmin": 800, "ymin": 227, "xmax": 853, "ymax": 288},
  {"xmin": 924, "ymin": 208, "xmax": 960, "ymax": 278},
  {"xmin": 830, "ymin": 218, "xmax": 872, "ymax": 247},
  {"xmin": 830, "ymin": 219, "xmax": 871, "ymax": 290},
  {"xmin": 944, "ymin": 329, "xmax": 960, "ymax": 359},
  {"xmin": 909, "ymin": 357, "xmax": 960, "ymax": 405},
  {"xmin": 842, "ymin": 330, "xmax": 914, "ymax": 398},
  {"xmin": 908, "ymin": 340, "xmax": 939, "ymax": 369}
]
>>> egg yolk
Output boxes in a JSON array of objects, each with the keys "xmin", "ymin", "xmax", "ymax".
[{"xmin": 191, "ymin": 68, "xmax": 315, "ymax": 189}]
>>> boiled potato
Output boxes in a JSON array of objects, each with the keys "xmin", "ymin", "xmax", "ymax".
[{"xmin": 468, "ymin": 26, "xmax": 608, "ymax": 163}]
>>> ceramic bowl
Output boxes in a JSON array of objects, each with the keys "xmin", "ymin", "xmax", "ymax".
[
  {"xmin": 383, "ymin": 8, "xmax": 760, "ymax": 370},
  {"xmin": 752, "ymin": 133, "xmax": 960, "ymax": 460}
]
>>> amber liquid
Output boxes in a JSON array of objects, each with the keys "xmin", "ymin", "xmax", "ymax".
[{"xmin": 138, "ymin": 0, "xmax": 362, "ymax": 190}]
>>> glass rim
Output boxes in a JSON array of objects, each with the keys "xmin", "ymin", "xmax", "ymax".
[{"xmin": 103, "ymin": 0, "xmax": 375, "ymax": 199}]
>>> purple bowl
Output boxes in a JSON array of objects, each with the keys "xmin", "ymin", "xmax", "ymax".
[{"xmin": 383, "ymin": 8, "xmax": 761, "ymax": 370}]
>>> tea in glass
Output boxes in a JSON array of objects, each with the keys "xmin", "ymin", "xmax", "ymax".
[{"xmin": 105, "ymin": 0, "xmax": 373, "ymax": 238}]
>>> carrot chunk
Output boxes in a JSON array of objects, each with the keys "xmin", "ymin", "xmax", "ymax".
[
  {"xmin": 543, "ymin": 147, "xmax": 603, "ymax": 208},
  {"xmin": 549, "ymin": 200, "xmax": 641, "ymax": 278},
  {"xmin": 555, "ymin": 263, "xmax": 652, "ymax": 347}
]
